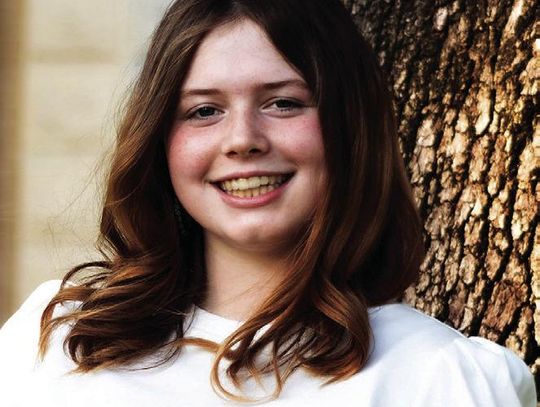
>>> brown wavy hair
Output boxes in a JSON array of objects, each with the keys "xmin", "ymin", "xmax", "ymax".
[{"xmin": 39, "ymin": 0, "xmax": 425, "ymax": 402}]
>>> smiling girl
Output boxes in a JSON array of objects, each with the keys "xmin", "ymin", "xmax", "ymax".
[{"xmin": 0, "ymin": 1, "xmax": 535, "ymax": 406}]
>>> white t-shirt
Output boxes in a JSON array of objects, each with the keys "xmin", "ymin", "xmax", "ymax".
[{"xmin": 0, "ymin": 280, "xmax": 536, "ymax": 406}]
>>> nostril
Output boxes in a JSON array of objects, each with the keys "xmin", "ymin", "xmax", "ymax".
[
  {"xmin": 221, "ymin": 130, "xmax": 270, "ymax": 157},
  {"xmin": 227, "ymin": 148, "xmax": 262, "ymax": 158}
]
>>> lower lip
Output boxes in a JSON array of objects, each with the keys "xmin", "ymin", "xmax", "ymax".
[{"xmin": 214, "ymin": 179, "xmax": 292, "ymax": 208}]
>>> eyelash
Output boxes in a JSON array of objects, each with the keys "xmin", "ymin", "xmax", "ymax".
[
  {"xmin": 271, "ymin": 99, "xmax": 303, "ymax": 111},
  {"xmin": 185, "ymin": 99, "xmax": 304, "ymax": 121},
  {"xmin": 187, "ymin": 106, "xmax": 219, "ymax": 120}
]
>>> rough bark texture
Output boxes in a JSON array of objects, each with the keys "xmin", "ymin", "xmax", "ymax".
[{"xmin": 343, "ymin": 0, "xmax": 538, "ymax": 391}]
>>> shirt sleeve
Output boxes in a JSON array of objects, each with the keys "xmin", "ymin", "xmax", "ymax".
[{"xmin": 413, "ymin": 335, "xmax": 537, "ymax": 407}]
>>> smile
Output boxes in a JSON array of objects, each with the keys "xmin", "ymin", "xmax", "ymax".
[{"xmin": 217, "ymin": 174, "xmax": 293, "ymax": 198}]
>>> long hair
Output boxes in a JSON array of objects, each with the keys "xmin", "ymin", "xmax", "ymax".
[{"xmin": 39, "ymin": 0, "xmax": 425, "ymax": 401}]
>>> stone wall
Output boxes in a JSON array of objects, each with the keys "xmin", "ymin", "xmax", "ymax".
[{"xmin": 1, "ymin": 0, "xmax": 172, "ymax": 323}]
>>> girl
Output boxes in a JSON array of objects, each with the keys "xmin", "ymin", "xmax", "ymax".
[{"xmin": 0, "ymin": 0, "xmax": 535, "ymax": 405}]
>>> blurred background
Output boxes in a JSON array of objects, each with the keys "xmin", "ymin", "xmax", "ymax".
[{"xmin": 0, "ymin": 0, "xmax": 173, "ymax": 324}]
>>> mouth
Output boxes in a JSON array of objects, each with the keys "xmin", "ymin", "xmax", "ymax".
[{"xmin": 214, "ymin": 173, "xmax": 294, "ymax": 198}]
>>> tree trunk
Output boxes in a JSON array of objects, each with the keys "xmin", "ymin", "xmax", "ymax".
[{"xmin": 343, "ymin": 0, "xmax": 538, "ymax": 390}]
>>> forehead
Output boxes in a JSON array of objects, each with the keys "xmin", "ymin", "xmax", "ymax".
[{"xmin": 182, "ymin": 18, "xmax": 305, "ymax": 90}]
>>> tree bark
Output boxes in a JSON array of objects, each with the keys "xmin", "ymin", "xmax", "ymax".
[{"xmin": 343, "ymin": 0, "xmax": 538, "ymax": 390}]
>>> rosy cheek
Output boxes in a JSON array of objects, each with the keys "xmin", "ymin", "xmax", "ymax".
[
  {"xmin": 168, "ymin": 128, "xmax": 214, "ymax": 176},
  {"xmin": 283, "ymin": 116, "xmax": 325, "ymax": 161}
]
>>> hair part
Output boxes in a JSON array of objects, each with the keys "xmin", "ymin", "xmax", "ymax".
[{"xmin": 39, "ymin": 0, "xmax": 424, "ymax": 402}]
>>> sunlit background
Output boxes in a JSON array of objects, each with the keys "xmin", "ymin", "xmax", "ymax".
[{"xmin": 0, "ymin": 0, "xmax": 173, "ymax": 324}]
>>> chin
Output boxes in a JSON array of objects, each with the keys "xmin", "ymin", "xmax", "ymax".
[{"xmin": 225, "ymin": 225, "xmax": 305, "ymax": 254}]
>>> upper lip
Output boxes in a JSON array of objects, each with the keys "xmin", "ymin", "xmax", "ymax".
[{"xmin": 210, "ymin": 170, "xmax": 295, "ymax": 183}]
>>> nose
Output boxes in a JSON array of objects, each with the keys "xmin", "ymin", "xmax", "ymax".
[{"xmin": 221, "ymin": 108, "xmax": 270, "ymax": 158}]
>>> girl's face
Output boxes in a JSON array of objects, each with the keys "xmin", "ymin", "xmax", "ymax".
[{"xmin": 167, "ymin": 18, "xmax": 327, "ymax": 256}]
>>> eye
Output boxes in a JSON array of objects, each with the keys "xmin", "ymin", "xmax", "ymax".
[
  {"xmin": 187, "ymin": 106, "xmax": 222, "ymax": 120},
  {"xmin": 270, "ymin": 99, "xmax": 303, "ymax": 111}
]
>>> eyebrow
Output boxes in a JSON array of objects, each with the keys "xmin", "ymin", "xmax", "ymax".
[{"xmin": 180, "ymin": 79, "xmax": 310, "ymax": 97}]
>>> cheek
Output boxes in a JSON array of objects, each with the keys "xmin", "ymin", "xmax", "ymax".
[
  {"xmin": 167, "ymin": 130, "xmax": 212, "ymax": 179},
  {"xmin": 294, "ymin": 116, "xmax": 328, "ymax": 194},
  {"xmin": 283, "ymin": 115, "xmax": 326, "ymax": 164}
]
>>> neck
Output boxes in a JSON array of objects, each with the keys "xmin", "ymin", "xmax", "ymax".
[{"xmin": 201, "ymin": 235, "xmax": 289, "ymax": 321}]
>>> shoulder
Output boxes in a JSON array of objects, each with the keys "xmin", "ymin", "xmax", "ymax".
[
  {"xmin": 5, "ymin": 280, "xmax": 63, "ymax": 318},
  {"xmin": 365, "ymin": 303, "xmax": 537, "ymax": 406},
  {"xmin": 368, "ymin": 303, "xmax": 464, "ymax": 350},
  {"xmin": 0, "ymin": 280, "xmax": 84, "ymax": 406},
  {"xmin": 0, "ymin": 280, "xmax": 64, "ymax": 376},
  {"xmin": 0, "ymin": 280, "xmax": 63, "ymax": 341}
]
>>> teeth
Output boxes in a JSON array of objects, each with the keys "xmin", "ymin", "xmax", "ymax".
[
  {"xmin": 218, "ymin": 174, "xmax": 290, "ymax": 198},
  {"xmin": 219, "ymin": 175, "xmax": 289, "ymax": 192},
  {"xmin": 238, "ymin": 178, "xmax": 248, "ymax": 189},
  {"xmin": 248, "ymin": 177, "xmax": 260, "ymax": 188}
]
